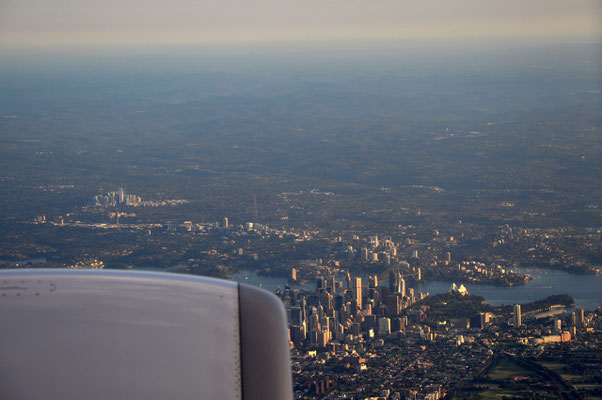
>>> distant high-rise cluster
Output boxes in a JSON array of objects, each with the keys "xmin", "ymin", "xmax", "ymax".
[
  {"xmin": 94, "ymin": 188, "xmax": 141, "ymax": 207},
  {"xmin": 354, "ymin": 234, "xmax": 406, "ymax": 267}
]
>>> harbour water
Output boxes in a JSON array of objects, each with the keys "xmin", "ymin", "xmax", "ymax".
[
  {"xmin": 7, "ymin": 260, "xmax": 599, "ymax": 310},
  {"xmin": 417, "ymin": 266, "xmax": 601, "ymax": 310},
  {"xmin": 229, "ymin": 266, "xmax": 602, "ymax": 310}
]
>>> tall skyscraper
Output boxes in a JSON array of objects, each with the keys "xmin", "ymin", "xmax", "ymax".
[
  {"xmin": 389, "ymin": 270, "xmax": 405, "ymax": 295},
  {"xmin": 308, "ymin": 310, "xmax": 319, "ymax": 333},
  {"xmin": 400, "ymin": 277, "xmax": 406, "ymax": 298},
  {"xmin": 387, "ymin": 294, "xmax": 400, "ymax": 315},
  {"xmin": 320, "ymin": 316, "xmax": 330, "ymax": 334},
  {"xmin": 290, "ymin": 307, "xmax": 303, "ymax": 326},
  {"xmin": 327, "ymin": 276, "xmax": 337, "ymax": 293},
  {"xmin": 389, "ymin": 270, "xmax": 396, "ymax": 292},
  {"xmin": 222, "ymin": 217, "xmax": 229, "ymax": 228},
  {"xmin": 317, "ymin": 330, "xmax": 329, "ymax": 348},
  {"xmin": 513, "ymin": 304, "xmax": 522, "ymax": 328},
  {"xmin": 353, "ymin": 277, "xmax": 362, "ymax": 311},
  {"xmin": 574, "ymin": 308, "xmax": 585, "ymax": 327}
]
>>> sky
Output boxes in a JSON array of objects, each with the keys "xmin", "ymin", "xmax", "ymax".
[{"xmin": 0, "ymin": 0, "xmax": 600, "ymax": 51}]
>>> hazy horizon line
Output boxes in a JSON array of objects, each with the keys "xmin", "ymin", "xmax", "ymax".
[{"xmin": 1, "ymin": 35, "xmax": 600, "ymax": 57}]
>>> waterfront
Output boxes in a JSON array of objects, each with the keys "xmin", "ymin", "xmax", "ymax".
[
  {"xmin": 229, "ymin": 266, "xmax": 602, "ymax": 310},
  {"xmin": 230, "ymin": 271, "xmax": 315, "ymax": 292},
  {"xmin": 7, "ymin": 260, "xmax": 599, "ymax": 310},
  {"xmin": 417, "ymin": 265, "xmax": 602, "ymax": 310}
]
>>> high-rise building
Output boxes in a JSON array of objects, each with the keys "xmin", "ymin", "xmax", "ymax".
[
  {"xmin": 352, "ymin": 235, "xmax": 360, "ymax": 251},
  {"xmin": 470, "ymin": 312, "xmax": 490, "ymax": 330},
  {"xmin": 389, "ymin": 270, "xmax": 405, "ymax": 295},
  {"xmin": 574, "ymin": 308, "xmax": 585, "ymax": 327},
  {"xmin": 378, "ymin": 317, "xmax": 391, "ymax": 335},
  {"xmin": 389, "ymin": 270, "xmax": 397, "ymax": 293},
  {"xmin": 320, "ymin": 316, "xmax": 330, "ymax": 334},
  {"xmin": 222, "ymin": 217, "xmax": 229, "ymax": 228},
  {"xmin": 319, "ymin": 292, "xmax": 333, "ymax": 311},
  {"xmin": 369, "ymin": 235, "xmax": 379, "ymax": 248},
  {"xmin": 317, "ymin": 330, "xmax": 329, "ymax": 348},
  {"xmin": 570, "ymin": 311, "xmax": 577, "ymax": 326},
  {"xmin": 554, "ymin": 319, "xmax": 562, "ymax": 332},
  {"xmin": 513, "ymin": 304, "xmax": 522, "ymax": 328},
  {"xmin": 387, "ymin": 294, "xmax": 400, "ymax": 315},
  {"xmin": 400, "ymin": 277, "xmax": 406, "ymax": 298},
  {"xmin": 327, "ymin": 276, "xmax": 337, "ymax": 293},
  {"xmin": 335, "ymin": 322, "xmax": 345, "ymax": 341},
  {"xmin": 470, "ymin": 314, "xmax": 483, "ymax": 330},
  {"xmin": 361, "ymin": 248, "xmax": 369, "ymax": 261},
  {"xmin": 391, "ymin": 317, "xmax": 405, "ymax": 332},
  {"xmin": 353, "ymin": 277, "xmax": 362, "ymax": 311},
  {"xmin": 316, "ymin": 276, "xmax": 325, "ymax": 291},
  {"xmin": 290, "ymin": 325, "xmax": 306, "ymax": 345},
  {"xmin": 308, "ymin": 312, "xmax": 319, "ymax": 334},
  {"xmin": 290, "ymin": 307, "xmax": 303, "ymax": 326}
]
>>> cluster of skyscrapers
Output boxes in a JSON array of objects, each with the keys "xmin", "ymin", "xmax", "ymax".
[
  {"xmin": 277, "ymin": 270, "xmax": 426, "ymax": 349},
  {"xmin": 94, "ymin": 188, "xmax": 142, "ymax": 207},
  {"xmin": 352, "ymin": 235, "xmax": 401, "ymax": 265}
]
